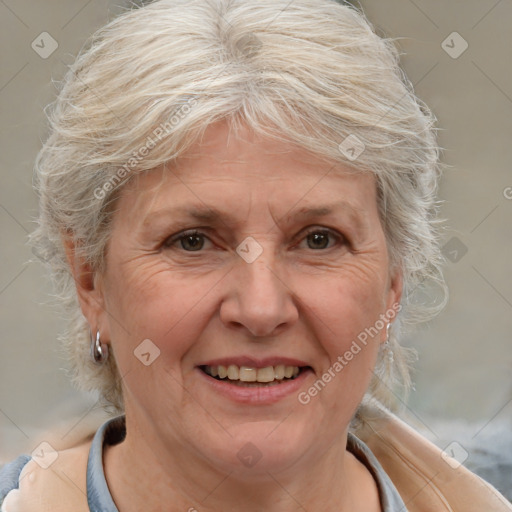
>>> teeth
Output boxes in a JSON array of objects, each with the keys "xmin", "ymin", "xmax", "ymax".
[
  {"xmin": 256, "ymin": 366, "xmax": 275, "ymax": 383},
  {"xmin": 227, "ymin": 364, "xmax": 239, "ymax": 380},
  {"xmin": 218, "ymin": 365, "xmax": 228, "ymax": 379},
  {"xmin": 274, "ymin": 364, "xmax": 285, "ymax": 379},
  {"xmin": 204, "ymin": 364, "xmax": 302, "ymax": 383},
  {"xmin": 239, "ymin": 366, "xmax": 257, "ymax": 382}
]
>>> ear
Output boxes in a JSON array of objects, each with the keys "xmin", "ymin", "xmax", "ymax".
[
  {"xmin": 381, "ymin": 266, "xmax": 403, "ymax": 343},
  {"xmin": 62, "ymin": 235, "xmax": 109, "ymax": 340}
]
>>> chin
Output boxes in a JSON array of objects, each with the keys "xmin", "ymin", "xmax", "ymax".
[{"xmin": 200, "ymin": 421, "xmax": 313, "ymax": 477}]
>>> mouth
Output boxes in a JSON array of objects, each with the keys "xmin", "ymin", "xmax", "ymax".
[{"xmin": 199, "ymin": 364, "xmax": 312, "ymax": 387}]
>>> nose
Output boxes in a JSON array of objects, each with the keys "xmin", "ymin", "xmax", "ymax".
[{"xmin": 219, "ymin": 256, "xmax": 299, "ymax": 338}]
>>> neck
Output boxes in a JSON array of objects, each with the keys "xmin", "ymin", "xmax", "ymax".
[{"xmin": 103, "ymin": 414, "xmax": 378, "ymax": 512}]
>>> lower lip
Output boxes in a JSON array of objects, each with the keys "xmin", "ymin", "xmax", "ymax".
[{"xmin": 196, "ymin": 367, "xmax": 314, "ymax": 405}]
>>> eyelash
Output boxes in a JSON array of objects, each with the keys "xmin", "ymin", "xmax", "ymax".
[{"xmin": 163, "ymin": 227, "xmax": 347, "ymax": 252}]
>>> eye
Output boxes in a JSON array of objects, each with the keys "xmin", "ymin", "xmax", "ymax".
[
  {"xmin": 163, "ymin": 227, "xmax": 346, "ymax": 253},
  {"xmin": 299, "ymin": 228, "xmax": 344, "ymax": 250},
  {"xmin": 164, "ymin": 229, "xmax": 210, "ymax": 252}
]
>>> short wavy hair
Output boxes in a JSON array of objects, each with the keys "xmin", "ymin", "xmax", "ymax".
[{"xmin": 31, "ymin": 0, "xmax": 447, "ymax": 415}]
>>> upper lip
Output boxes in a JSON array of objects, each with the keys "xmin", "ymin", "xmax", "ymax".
[{"xmin": 198, "ymin": 357, "xmax": 311, "ymax": 369}]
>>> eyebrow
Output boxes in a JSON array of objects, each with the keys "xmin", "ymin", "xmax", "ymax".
[
  {"xmin": 289, "ymin": 202, "xmax": 367, "ymax": 232},
  {"xmin": 144, "ymin": 201, "xmax": 367, "ymax": 231},
  {"xmin": 294, "ymin": 205, "xmax": 352, "ymax": 218},
  {"xmin": 144, "ymin": 205, "xmax": 231, "ymax": 225}
]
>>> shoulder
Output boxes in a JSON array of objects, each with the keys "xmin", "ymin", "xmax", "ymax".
[
  {"xmin": 0, "ymin": 440, "xmax": 92, "ymax": 512},
  {"xmin": 354, "ymin": 402, "xmax": 512, "ymax": 512},
  {"xmin": 0, "ymin": 455, "xmax": 31, "ymax": 506}
]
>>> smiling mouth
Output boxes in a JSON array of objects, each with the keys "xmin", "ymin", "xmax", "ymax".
[{"xmin": 200, "ymin": 364, "xmax": 311, "ymax": 386}]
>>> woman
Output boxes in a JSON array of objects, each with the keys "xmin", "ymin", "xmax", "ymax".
[{"xmin": 1, "ymin": 0, "xmax": 510, "ymax": 510}]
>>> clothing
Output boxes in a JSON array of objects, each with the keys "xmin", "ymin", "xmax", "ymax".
[
  {"xmin": 1, "ymin": 405, "xmax": 511, "ymax": 511},
  {"xmin": 355, "ymin": 402, "xmax": 512, "ymax": 511},
  {"xmin": 0, "ymin": 415, "xmax": 406, "ymax": 511}
]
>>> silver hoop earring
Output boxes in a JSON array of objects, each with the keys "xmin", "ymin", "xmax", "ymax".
[
  {"xmin": 383, "ymin": 322, "xmax": 394, "ymax": 364},
  {"xmin": 91, "ymin": 330, "xmax": 109, "ymax": 364}
]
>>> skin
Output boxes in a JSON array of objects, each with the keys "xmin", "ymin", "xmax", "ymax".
[{"xmin": 68, "ymin": 120, "xmax": 402, "ymax": 512}]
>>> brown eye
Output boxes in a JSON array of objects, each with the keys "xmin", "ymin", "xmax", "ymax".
[
  {"xmin": 300, "ymin": 228, "xmax": 344, "ymax": 250},
  {"xmin": 306, "ymin": 231, "xmax": 330, "ymax": 249},
  {"xmin": 180, "ymin": 233, "xmax": 205, "ymax": 251},
  {"xmin": 164, "ymin": 230, "xmax": 209, "ymax": 251}
]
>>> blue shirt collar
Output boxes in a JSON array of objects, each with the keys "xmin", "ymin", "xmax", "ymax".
[{"xmin": 86, "ymin": 416, "xmax": 407, "ymax": 511}]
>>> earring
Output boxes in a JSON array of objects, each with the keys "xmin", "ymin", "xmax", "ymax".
[
  {"xmin": 91, "ymin": 330, "xmax": 109, "ymax": 364},
  {"xmin": 383, "ymin": 322, "xmax": 394, "ymax": 364}
]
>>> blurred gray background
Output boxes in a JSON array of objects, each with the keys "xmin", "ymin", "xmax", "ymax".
[{"xmin": 1, "ymin": 0, "xmax": 511, "ymax": 500}]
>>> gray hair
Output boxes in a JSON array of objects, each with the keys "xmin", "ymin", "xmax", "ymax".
[{"xmin": 31, "ymin": 0, "xmax": 448, "ymax": 414}]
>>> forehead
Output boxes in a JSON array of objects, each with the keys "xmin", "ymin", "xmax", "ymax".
[
  {"xmin": 118, "ymin": 121, "xmax": 378, "ymax": 225},
  {"xmin": 174, "ymin": 121, "xmax": 363, "ymax": 178},
  {"xmin": 132, "ymin": 120, "xmax": 373, "ymax": 186}
]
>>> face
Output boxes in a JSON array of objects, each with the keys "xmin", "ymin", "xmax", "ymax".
[{"xmin": 80, "ymin": 121, "xmax": 402, "ymax": 476}]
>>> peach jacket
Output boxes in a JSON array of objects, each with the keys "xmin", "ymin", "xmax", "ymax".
[
  {"xmin": 1, "ymin": 404, "xmax": 511, "ymax": 511},
  {"xmin": 355, "ymin": 403, "xmax": 512, "ymax": 511}
]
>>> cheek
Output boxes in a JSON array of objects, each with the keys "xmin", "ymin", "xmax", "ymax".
[
  {"xmin": 309, "ymin": 263, "xmax": 388, "ymax": 354},
  {"xmin": 298, "ymin": 262, "xmax": 388, "ymax": 410},
  {"xmin": 104, "ymin": 260, "xmax": 220, "ymax": 367},
  {"xmin": 102, "ymin": 261, "xmax": 222, "ymax": 415},
  {"xmin": 299, "ymin": 274, "xmax": 384, "ymax": 419}
]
